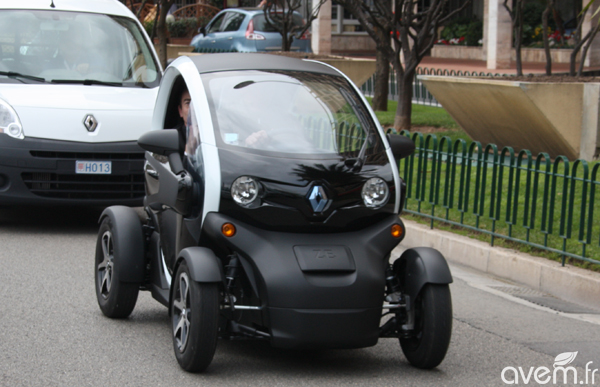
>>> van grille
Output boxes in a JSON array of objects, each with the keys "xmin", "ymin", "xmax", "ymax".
[
  {"xmin": 30, "ymin": 151, "xmax": 145, "ymax": 160},
  {"xmin": 21, "ymin": 172, "xmax": 145, "ymax": 200}
]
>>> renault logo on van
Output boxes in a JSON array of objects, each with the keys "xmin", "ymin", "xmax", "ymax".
[
  {"xmin": 308, "ymin": 185, "xmax": 330, "ymax": 213},
  {"xmin": 83, "ymin": 114, "xmax": 98, "ymax": 132}
]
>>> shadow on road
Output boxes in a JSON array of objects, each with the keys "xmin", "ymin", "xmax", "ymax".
[{"xmin": 0, "ymin": 205, "xmax": 120, "ymax": 233}]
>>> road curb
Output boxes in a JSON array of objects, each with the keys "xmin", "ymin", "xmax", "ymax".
[{"xmin": 400, "ymin": 219, "xmax": 600, "ymax": 311}]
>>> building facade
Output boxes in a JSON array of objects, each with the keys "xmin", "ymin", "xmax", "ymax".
[{"xmin": 312, "ymin": 0, "xmax": 600, "ymax": 69}]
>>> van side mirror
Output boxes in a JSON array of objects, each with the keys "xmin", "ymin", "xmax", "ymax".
[
  {"xmin": 387, "ymin": 134, "xmax": 415, "ymax": 160},
  {"xmin": 138, "ymin": 129, "xmax": 184, "ymax": 174}
]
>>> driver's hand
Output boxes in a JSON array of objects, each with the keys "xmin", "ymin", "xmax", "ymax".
[{"xmin": 245, "ymin": 130, "xmax": 269, "ymax": 148}]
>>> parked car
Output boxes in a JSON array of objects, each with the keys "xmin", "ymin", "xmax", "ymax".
[
  {"xmin": 0, "ymin": 0, "xmax": 162, "ymax": 206},
  {"xmin": 94, "ymin": 53, "xmax": 453, "ymax": 373},
  {"xmin": 190, "ymin": 8, "xmax": 311, "ymax": 53}
]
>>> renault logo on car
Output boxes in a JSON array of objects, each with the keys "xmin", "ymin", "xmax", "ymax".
[
  {"xmin": 83, "ymin": 114, "xmax": 98, "ymax": 132},
  {"xmin": 308, "ymin": 185, "xmax": 330, "ymax": 213}
]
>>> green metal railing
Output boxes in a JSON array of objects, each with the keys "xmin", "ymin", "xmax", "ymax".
[
  {"xmin": 360, "ymin": 67, "xmax": 524, "ymax": 107},
  {"xmin": 398, "ymin": 131, "xmax": 600, "ymax": 266}
]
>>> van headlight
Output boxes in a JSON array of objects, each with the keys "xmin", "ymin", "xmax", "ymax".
[
  {"xmin": 362, "ymin": 177, "xmax": 389, "ymax": 209},
  {"xmin": 231, "ymin": 176, "xmax": 261, "ymax": 208},
  {"xmin": 0, "ymin": 98, "xmax": 24, "ymax": 139}
]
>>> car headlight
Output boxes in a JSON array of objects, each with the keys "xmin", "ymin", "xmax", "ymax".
[
  {"xmin": 231, "ymin": 176, "xmax": 261, "ymax": 208},
  {"xmin": 0, "ymin": 98, "xmax": 24, "ymax": 139},
  {"xmin": 362, "ymin": 177, "xmax": 390, "ymax": 209}
]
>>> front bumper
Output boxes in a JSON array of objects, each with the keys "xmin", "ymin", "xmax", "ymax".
[
  {"xmin": 0, "ymin": 135, "xmax": 145, "ymax": 206},
  {"xmin": 202, "ymin": 212, "xmax": 405, "ymax": 349}
]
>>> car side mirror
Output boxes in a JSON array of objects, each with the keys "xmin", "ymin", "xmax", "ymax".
[
  {"xmin": 138, "ymin": 129, "xmax": 179, "ymax": 155},
  {"xmin": 138, "ymin": 129, "xmax": 184, "ymax": 174},
  {"xmin": 199, "ymin": 26, "xmax": 206, "ymax": 35},
  {"xmin": 387, "ymin": 134, "xmax": 415, "ymax": 160}
]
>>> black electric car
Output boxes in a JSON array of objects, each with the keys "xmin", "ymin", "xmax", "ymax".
[{"xmin": 94, "ymin": 53, "xmax": 453, "ymax": 373}]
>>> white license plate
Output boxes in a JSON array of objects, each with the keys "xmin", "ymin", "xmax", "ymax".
[{"xmin": 76, "ymin": 161, "xmax": 112, "ymax": 174}]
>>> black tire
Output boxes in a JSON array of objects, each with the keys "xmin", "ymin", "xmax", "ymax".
[
  {"xmin": 171, "ymin": 261, "xmax": 219, "ymax": 373},
  {"xmin": 95, "ymin": 217, "xmax": 140, "ymax": 318},
  {"xmin": 400, "ymin": 284, "xmax": 452, "ymax": 369}
]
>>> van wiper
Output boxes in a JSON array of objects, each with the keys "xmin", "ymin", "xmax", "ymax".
[
  {"xmin": 50, "ymin": 79, "xmax": 123, "ymax": 87},
  {"xmin": 0, "ymin": 71, "xmax": 47, "ymax": 83}
]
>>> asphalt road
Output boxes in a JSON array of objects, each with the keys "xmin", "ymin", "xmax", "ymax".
[{"xmin": 1, "ymin": 206, "xmax": 600, "ymax": 387}]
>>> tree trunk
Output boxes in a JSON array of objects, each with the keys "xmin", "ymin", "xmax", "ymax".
[
  {"xmin": 504, "ymin": 0, "xmax": 524, "ymax": 76},
  {"xmin": 542, "ymin": 1, "xmax": 552, "ymax": 75},
  {"xmin": 372, "ymin": 48, "xmax": 389, "ymax": 111},
  {"xmin": 157, "ymin": 3, "xmax": 169, "ymax": 68},
  {"xmin": 569, "ymin": 4, "xmax": 590, "ymax": 76},
  {"xmin": 393, "ymin": 71, "xmax": 414, "ymax": 131},
  {"xmin": 515, "ymin": 39, "xmax": 523, "ymax": 76},
  {"xmin": 152, "ymin": 2, "xmax": 160, "ymax": 40},
  {"xmin": 281, "ymin": 19, "xmax": 289, "ymax": 51},
  {"xmin": 571, "ymin": 27, "xmax": 593, "ymax": 76},
  {"xmin": 514, "ymin": 3, "xmax": 524, "ymax": 76}
]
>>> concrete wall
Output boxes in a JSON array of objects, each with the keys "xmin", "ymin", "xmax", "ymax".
[
  {"xmin": 431, "ymin": 46, "xmax": 579, "ymax": 64},
  {"xmin": 331, "ymin": 35, "xmax": 376, "ymax": 55},
  {"xmin": 155, "ymin": 44, "xmax": 194, "ymax": 61},
  {"xmin": 431, "ymin": 46, "xmax": 484, "ymax": 60},
  {"xmin": 420, "ymin": 76, "xmax": 600, "ymax": 161},
  {"xmin": 511, "ymin": 48, "xmax": 580, "ymax": 64}
]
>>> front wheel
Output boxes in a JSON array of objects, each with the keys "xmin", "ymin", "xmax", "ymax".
[
  {"xmin": 400, "ymin": 284, "xmax": 452, "ymax": 369},
  {"xmin": 171, "ymin": 261, "xmax": 220, "ymax": 373}
]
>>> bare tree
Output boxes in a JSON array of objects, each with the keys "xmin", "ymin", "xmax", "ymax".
[
  {"xmin": 542, "ymin": 0, "xmax": 554, "ymax": 75},
  {"xmin": 577, "ymin": 23, "xmax": 600, "ymax": 76},
  {"xmin": 502, "ymin": 0, "xmax": 525, "ymax": 76},
  {"xmin": 136, "ymin": 0, "xmax": 149, "ymax": 19},
  {"xmin": 372, "ymin": 26, "xmax": 390, "ymax": 112},
  {"xmin": 156, "ymin": 0, "xmax": 177, "ymax": 68},
  {"xmin": 262, "ymin": 0, "xmax": 327, "ymax": 51},
  {"xmin": 336, "ymin": 0, "xmax": 470, "ymax": 131},
  {"xmin": 570, "ymin": 0, "xmax": 600, "ymax": 76}
]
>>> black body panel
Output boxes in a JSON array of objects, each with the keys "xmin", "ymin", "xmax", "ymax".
[
  {"xmin": 0, "ymin": 135, "xmax": 145, "ymax": 205},
  {"xmin": 217, "ymin": 147, "xmax": 396, "ymax": 232},
  {"xmin": 393, "ymin": 247, "xmax": 453, "ymax": 301},
  {"xmin": 268, "ymin": 307, "xmax": 381, "ymax": 349},
  {"xmin": 201, "ymin": 212, "xmax": 405, "ymax": 349},
  {"xmin": 148, "ymin": 230, "xmax": 170, "ymax": 307}
]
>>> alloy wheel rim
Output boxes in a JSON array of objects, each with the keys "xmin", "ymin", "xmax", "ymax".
[
  {"xmin": 97, "ymin": 231, "xmax": 114, "ymax": 299},
  {"xmin": 173, "ymin": 272, "xmax": 191, "ymax": 352}
]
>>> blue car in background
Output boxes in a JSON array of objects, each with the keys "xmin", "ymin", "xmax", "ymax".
[{"xmin": 190, "ymin": 8, "xmax": 311, "ymax": 53}]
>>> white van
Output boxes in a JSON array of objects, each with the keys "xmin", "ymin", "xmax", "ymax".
[{"xmin": 0, "ymin": 0, "xmax": 162, "ymax": 205}]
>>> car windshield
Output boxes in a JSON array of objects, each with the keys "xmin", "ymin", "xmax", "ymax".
[
  {"xmin": 202, "ymin": 70, "xmax": 383, "ymax": 157},
  {"xmin": 0, "ymin": 9, "xmax": 160, "ymax": 87}
]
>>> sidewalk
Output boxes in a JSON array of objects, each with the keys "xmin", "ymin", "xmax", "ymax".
[{"xmin": 400, "ymin": 219, "xmax": 600, "ymax": 312}]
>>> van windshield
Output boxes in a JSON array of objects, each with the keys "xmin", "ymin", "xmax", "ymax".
[
  {"xmin": 202, "ymin": 70, "xmax": 384, "ymax": 157},
  {"xmin": 0, "ymin": 10, "xmax": 160, "ymax": 88}
]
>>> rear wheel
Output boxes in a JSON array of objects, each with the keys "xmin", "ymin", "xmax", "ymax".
[
  {"xmin": 400, "ymin": 284, "xmax": 452, "ymax": 369},
  {"xmin": 171, "ymin": 261, "xmax": 219, "ymax": 373},
  {"xmin": 94, "ymin": 218, "xmax": 140, "ymax": 318}
]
